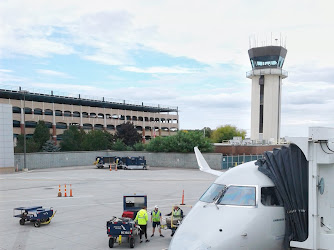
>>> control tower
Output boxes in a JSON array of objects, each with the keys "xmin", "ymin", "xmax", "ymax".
[{"xmin": 247, "ymin": 45, "xmax": 288, "ymax": 143}]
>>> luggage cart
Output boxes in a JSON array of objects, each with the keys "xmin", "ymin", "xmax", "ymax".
[
  {"xmin": 13, "ymin": 206, "xmax": 56, "ymax": 227},
  {"xmin": 106, "ymin": 194, "xmax": 147, "ymax": 248},
  {"xmin": 106, "ymin": 217, "xmax": 139, "ymax": 248}
]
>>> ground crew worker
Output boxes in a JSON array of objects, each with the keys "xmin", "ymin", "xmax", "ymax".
[
  {"xmin": 166, "ymin": 206, "xmax": 184, "ymax": 236},
  {"xmin": 151, "ymin": 205, "xmax": 164, "ymax": 237},
  {"xmin": 135, "ymin": 206, "xmax": 150, "ymax": 243}
]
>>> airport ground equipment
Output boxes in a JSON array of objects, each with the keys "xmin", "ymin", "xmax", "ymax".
[
  {"xmin": 94, "ymin": 156, "xmax": 122, "ymax": 169},
  {"xmin": 95, "ymin": 156, "xmax": 147, "ymax": 170},
  {"xmin": 122, "ymin": 156, "xmax": 147, "ymax": 170},
  {"xmin": 106, "ymin": 217, "xmax": 139, "ymax": 248},
  {"xmin": 106, "ymin": 194, "xmax": 147, "ymax": 248},
  {"xmin": 13, "ymin": 206, "xmax": 56, "ymax": 227},
  {"xmin": 122, "ymin": 194, "xmax": 147, "ymax": 219}
]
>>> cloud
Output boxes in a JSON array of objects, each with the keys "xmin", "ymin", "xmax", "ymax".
[
  {"xmin": 1, "ymin": 0, "xmax": 333, "ymax": 67},
  {"xmin": 82, "ymin": 53, "xmax": 129, "ymax": 66},
  {"xmin": 0, "ymin": 69, "xmax": 27, "ymax": 85},
  {"xmin": 120, "ymin": 66, "xmax": 200, "ymax": 74},
  {"xmin": 36, "ymin": 69, "xmax": 74, "ymax": 78},
  {"xmin": 1, "ymin": 0, "xmax": 333, "ymax": 137},
  {"xmin": 0, "ymin": 69, "xmax": 13, "ymax": 73}
]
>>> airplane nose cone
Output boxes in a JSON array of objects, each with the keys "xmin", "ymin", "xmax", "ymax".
[
  {"xmin": 169, "ymin": 231, "xmax": 211, "ymax": 250},
  {"xmin": 168, "ymin": 202, "xmax": 236, "ymax": 250}
]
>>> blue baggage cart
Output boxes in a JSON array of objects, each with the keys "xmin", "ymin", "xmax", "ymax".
[
  {"xmin": 106, "ymin": 194, "xmax": 147, "ymax": 248},
  {"xmin": 106, "ymin": 217, "xmax": 138, "ymax": 248},
  {"xmin": 13, "ymin": 206, "xmax": 56, "ymax": 227}
]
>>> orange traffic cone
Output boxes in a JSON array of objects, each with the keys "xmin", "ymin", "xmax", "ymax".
[
  {"xmin": 70, "ymin": 184, "xmax": 73, "ymax": 197},
  {"xmin": 180, "ymin": 190, "xmax": 185, "ymax": 205},
  {"xmin": 109, "ymin": 164, "xmax": 112, "ymax": 171},
  {"xmin": 58, "ymin": 184, "xmax": 62, "ymax": 197},
  {"xmin": 64, "ymin": 184, "xmax": 67, "ymax": 197}
]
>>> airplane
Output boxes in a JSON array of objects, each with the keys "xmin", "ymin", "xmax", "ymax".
[
  {"xmin": 169, "ymin": 127, "xmax": 334, "ymax": 250},
  {"xmin": 168, "ymin": 147, "xmax": 285, "ymax": 250}
]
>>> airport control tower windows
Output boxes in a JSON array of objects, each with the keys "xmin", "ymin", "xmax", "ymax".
[
  {"xmin": 278, "ymin": 56, "xmax": 285, "ymax": 67},
  {"xmin": 250, "ymin": 55, "xmax": 285, "ymax": 68}
]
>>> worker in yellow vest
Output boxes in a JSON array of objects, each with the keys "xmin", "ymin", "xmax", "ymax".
[
  {"xmin": 135, "ymin": 206, "xmax": 150, "ymax": 243},
  {"xmin": 151, "ymin": 205, "xmax": 164, "ymax": 237},
  {"xmin": 166, "ymin": 206, "xmax": 184, "ymax": 236}
]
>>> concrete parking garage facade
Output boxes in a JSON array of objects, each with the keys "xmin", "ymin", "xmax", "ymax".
[{"xmin": 0, "ymin": 88, "xmax": 179, "ymax": 143}]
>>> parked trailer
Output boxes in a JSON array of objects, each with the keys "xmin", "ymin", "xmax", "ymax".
[
  {"xmin": 94, "ymin": 156, "xmax": 123, "ymax": 169},
  {"xmin": 13, "ymin": 206, "xmax": 56, "ymax": 227},
  {"xmin": 123, "ymin": 157, "xmax": 147, "ymax": 170},
  {"xmin": 95, "ymin": 156, "xmax": 147, "ymax": 170}
]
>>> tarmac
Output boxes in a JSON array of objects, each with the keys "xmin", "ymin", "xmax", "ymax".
[{"xmin": 0, "ymin": 166, "xmax": 217, "ymax": 250}]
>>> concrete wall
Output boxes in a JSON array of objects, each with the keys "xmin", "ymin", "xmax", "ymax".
[
  {"xmin": 14, "ymin": 151, "xmax": 223, "ymax": 171},
  {"xmin": 250, "ymin": 71, "xmax": 284, "ymax": 144},
  {"xmin": 0, "ymin": 103, "xmax": 14, "ymax": 173}
]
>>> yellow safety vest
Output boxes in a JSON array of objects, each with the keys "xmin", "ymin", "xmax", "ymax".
[
  {"xmin": 135, "ymin": 209, "xmax": 148, "ymax": 225},
  {"xmin": 173, "ymin": 209, "xmax": 182, "ymax": 219},
  {"xmin": 152, "ymin": 210, "xmax": 161, "ymax": 222}
]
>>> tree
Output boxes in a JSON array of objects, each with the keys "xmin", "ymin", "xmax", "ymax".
[
  {"xmin": 133, "ymin": 142, "xmax": 145, "ymax": 151},
  {"xmin": 82, "ymin": 130, "xmax": 111, "ymax": 151},
  {"xmin": 211, "ymin": 125, "xmax": 246, "ymax": 143},
  {"xmin": 146, "ymin": 131, "xmax": 213, "ymax": 153},
  {"xmin": 111, "ymin": 139, "xmax": 127, "ymax": 151},
  {"xmin": 183, "ymin": 127, "xmax": 212, "ymax": 139},
  {"xmin": 33, "ymin": 121, "xmax": 51, "ymax": 151},
  {"xmin": 145, "ymin": 136, "xmax": 165, "ymax": 152},
  {"xmin": 60, "ymin": 126, "xmax": 86, "ymax": 151},
  {"xmin": 42, "ymin": 140, "xmax": 60, "ymax": 152},
  {"xmin": 14, "ymin": 135, "xmax": 39, "ymax": 153},
  {"xmin": 202, "ymin": 127, "xmax": 212, "ymax": 138},
  {"xmin": 114, "ymin": 122, "xmax": 141, "ymax": 146}
]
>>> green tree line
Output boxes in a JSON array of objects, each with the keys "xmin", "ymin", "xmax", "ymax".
[{"xmin": 15, "ymin": 121, "xmax": 245, "ymax": 153}]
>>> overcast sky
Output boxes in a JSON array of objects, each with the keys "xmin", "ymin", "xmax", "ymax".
[{"xmin": 0, "ymin": 0, "xmax": 333, "ymax": 137}]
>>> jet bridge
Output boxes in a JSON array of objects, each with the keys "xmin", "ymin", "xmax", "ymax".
[
  {"xmin": 260, "ymin": 127, "xmax": 334, "ymax": 249},
  {"xmin": 289, "ymin": 127, "xmax": 334, "ymax": 249}
]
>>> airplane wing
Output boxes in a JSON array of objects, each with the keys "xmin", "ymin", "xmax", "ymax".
[{"xmin": 194, "ymin": 147, "xmax": 223, "ymax": 176}]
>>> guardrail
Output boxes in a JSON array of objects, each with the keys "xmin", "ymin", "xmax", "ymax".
[{"xmin": 0, "ymin": 86, "xmax": 178, "ymax": 111}]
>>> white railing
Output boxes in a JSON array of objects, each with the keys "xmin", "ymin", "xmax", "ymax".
[{"xmin": 246, "ymin": 68, "xmax": 288, "ymax": 78}]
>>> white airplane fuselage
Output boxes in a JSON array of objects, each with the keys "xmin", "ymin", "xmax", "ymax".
[{"xmin": 169, "ymin": 161, "xmax": 285, "ymax": 250}]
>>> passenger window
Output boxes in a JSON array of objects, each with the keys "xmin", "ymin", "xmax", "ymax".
[{"xmin": 261, "ymin": 187, "xmax": 283, "ymax": 206}]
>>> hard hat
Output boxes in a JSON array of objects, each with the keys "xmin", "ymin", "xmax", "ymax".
[{"xmin": 155, "ymin": 205, "xmax": 158, "ymax": 209}]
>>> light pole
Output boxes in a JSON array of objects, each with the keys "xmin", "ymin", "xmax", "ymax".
[{"xmin": 20, "ymin": 90, "xmax": 29, "ymax": 170}]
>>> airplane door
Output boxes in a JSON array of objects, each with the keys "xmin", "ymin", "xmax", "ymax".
[{"xmin": 261, "ymin": 187, "xmax": 285, "ymax": 247}]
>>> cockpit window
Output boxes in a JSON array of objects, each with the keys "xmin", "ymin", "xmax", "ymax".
[
  {"xmin": 200, "ymin": 183, "xmax": 226, "ymax": 203},
  {"xmin": 261, "ymin": 187, "xmax": 283, "ymax": 207},
  {"xmin": 218, "ymin": 186, "xmax": 256, "ymax": 206},
  {"xmin": 200, "ymin": 184, "xmax": 256, "ymax": 206}
]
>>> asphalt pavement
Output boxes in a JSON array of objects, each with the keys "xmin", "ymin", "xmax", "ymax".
[{"xmin": 0, "ymin": 166, "xmax": 216, "ymax": 250}]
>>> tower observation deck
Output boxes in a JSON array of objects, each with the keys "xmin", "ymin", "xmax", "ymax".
[{"xmin": 246, "ymin": 45, "xmax": 288, "ymax": 144}]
